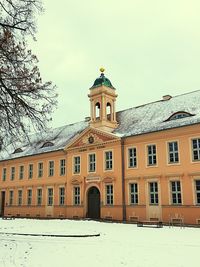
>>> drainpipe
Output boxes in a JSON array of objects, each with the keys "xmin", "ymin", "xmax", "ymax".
[{"xmin": 121, "ymin": 138, "xmax": 126, "ymax": 221}]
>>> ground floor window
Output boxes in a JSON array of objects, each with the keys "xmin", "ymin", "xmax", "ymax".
[
  {"xmin": 195, "ymin": 180, "xmax": 200, "ymax": 204},
  {"xmin": 171, "ymin": 181, "xmax": 182, "ymax": 204},
  {"xmin": 59, "ymin": 187, "xmax": 65, "ymax": 205},
  {"xmin": 74, "ymin": 186, "xmax": 80, "ymax": 205},
  {"xmin": 18, "ymin": 190, "xmax": 22, "ymax": 206},
  {"xmin": 47, "ymin": 188, "xmax": 54, "ymax": 206},
  {"xmin": 149, "ymin": 182, "xmax": 159, "ymax": 205},
  {"xmin": 37, "ymin": 188, "xmax": 42, "ymax": 206},
  {"xmin": 9, "ymin": 190, "xmax": 14, "ymax": 205},
  {"xmin": 130, "ymin": 183, "xmax": 138, "ymax": 204},
  {"xmin": 27, "ymin": 189, "xmax": 32, "ymax": 206},
  {"xmin": 106, "ymin": 184, "xmax": 113, "ymax": 205}
]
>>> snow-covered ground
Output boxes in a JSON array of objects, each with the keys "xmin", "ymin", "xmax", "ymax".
[{"xmin": 0, "ymin": 218, "xmax": 199, "ymax": 267}]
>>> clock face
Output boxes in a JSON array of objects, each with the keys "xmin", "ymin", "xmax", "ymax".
[{"xmin": 88, "ymin": 136, "xmax": 94, "ymax": 144}]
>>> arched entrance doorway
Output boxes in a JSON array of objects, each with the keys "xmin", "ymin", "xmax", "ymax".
[{"xmin": 87, "ymin": 186, "xmax": 100, "ymax": 219}]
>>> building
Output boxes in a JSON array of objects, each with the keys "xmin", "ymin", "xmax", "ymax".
[{"xmin": 0, "ymin": 69, "xmax": 200, "ymax": 225}]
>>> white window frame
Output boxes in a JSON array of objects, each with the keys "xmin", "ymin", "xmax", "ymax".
[
  {"xmin": 105, "ymin": 151, "xmax": 113, "ymax": 171},
  {"xmin": 147, "ymin": 144, "xmax": 157, "ymax": 166},
  {"xmin": 195, "ymin": 180, "xmax": 200, "ymax": 205},
  {"xmin": 27, "ymin": 189, "xmax": 32, "ymax": 206},
  {"xmin": 168, "ymin": 141, "xmax": 179, "ymax": 164},
  {"xmin": 192, "ymin": 138, "xmax": 200, "ymax": 161},
  {"xmin": 18, "ymin": 189, "xmax": 23, "ymax": 206},
  {"xmin": 73, "ymin": 156, "xmax": 81, "ymax": 174},
  {"xmin": 47, "ymin": 188, "xmax": 54, "ymax": 206},
  {"xmin": 19, "ymin": 165, "xmax": 24, "ymax": 180},
  {"xmin": 48, "ymin": 161, "xmax": 54, "ymax": 177},
  {"xmin": 59, "ymin": 187, "xmax": 65, "ymax": 206},
  {"xmin": 60, "ymin": 159, "xmax": 66, "ymax": 176},
  {"xmin": 38, "ymin": 162, "xmax": 43, "ymax": 178},
  {"xmin": 28, "ymin": 164, "xmax": 33, "ymax": 179},
  {"xmin": 37, "ymin": 188, "xmax": 42, "ymax": 206},
  {"xmin": 170, "ymin": 181, "xmax": 182, "ymax": 205},
  {"xmin": 88, "ymin": 153, "xmax": 96, "ymax": 173},
  {"xmin": 9, "ymin": 190, "xmax": 14, "ymax": 205},
  {"xmin": 105, "ymin": 184, "xmax": 113, "ymax": 205},
  {"xmin": 128, "ymin": 147, "xmax": 137, "ymax": 168},
  {"xmin": 10, "ymin": 166, "xmax": 15, "ymax": 181},
  {"xmin": 2, "ymin": 168, "xmax": 6, "ymax": 181},
  {"xmin": 149, "ymin": 182, "xmax": 159, "ymax": 205},
  {"xmin": 73, "ymin": 186, "xmax": 80, "ymax": 205},
  {"xmin": 129, "ymin": 183, "xmax": 138, "ymax": 205}
]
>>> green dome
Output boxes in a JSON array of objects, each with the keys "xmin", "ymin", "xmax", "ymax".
[{"xmin": 91, "ymin": 73, "xmax": 115, "ymax": 89}]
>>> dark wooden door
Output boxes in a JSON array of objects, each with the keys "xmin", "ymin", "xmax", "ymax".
[
  {"xmin": 0, "ymin": 191, "xmax": 5, "ymax": 217},
  {"xmin": 87, "ymin": 187, "xmax": 100, "ymax": 219}
]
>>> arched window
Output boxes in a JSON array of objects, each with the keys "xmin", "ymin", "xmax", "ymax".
[
  {"xmin": 106, "ymin": 102, "xmax": 111, "ymax": 121},
  {"xmin": 95, "ymin": 102, "xmax": 100, "ymax": 120},
  {"xmin": 13, "ymin": 148, "xmax": 23, "ymax": 154},
  {"xmin": 166, "ymin": 111, "xmax": 193, "ymax": 121},
  {"xmin": 41, "ymin": 141, "xmax": 54, "ymax": 148}
]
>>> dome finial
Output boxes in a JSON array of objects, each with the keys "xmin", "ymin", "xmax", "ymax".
[{"xmin": 100, "ymin": 67, "xmax": 105, "ymax": 73}]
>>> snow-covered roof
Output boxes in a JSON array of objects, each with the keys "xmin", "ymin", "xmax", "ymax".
[{"xmin": 1, "ymin": 89, "xmax": 200, "ymax": 161}]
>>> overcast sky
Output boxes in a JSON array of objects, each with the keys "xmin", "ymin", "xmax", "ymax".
[{"xmin": 29, "ymin": 0, "xmax": 200, "ymax": 128}]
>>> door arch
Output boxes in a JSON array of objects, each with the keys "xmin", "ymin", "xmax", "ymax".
[{"xmin": 87, "ymin": 186, "xmax": 100, "ymax": 219}]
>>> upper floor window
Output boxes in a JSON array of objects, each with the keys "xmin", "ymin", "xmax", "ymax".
[
  {"xmin": 149, "ymin": 182, "xmax": 159, "ymax": 205},
  {"xmin": 60, "ymin": 159, "xmax": 66, "ymax": 176},
  {"xmin": 37, "ymin": 188, "xmax": 42, "ymax": 206},
  {"xmin": 147, "ymin": 145, "xmax": 157, "ymax": 166},
  {"xmin": 130, "ymin": 183, "xmax": 138, "ymax": 204},
  {"xmin": 38, "ymin": 162, "xmax": 43, "ymax": 178},
  {"xmin": 49, "ymin": 161, "xmax": 54, "ymax": 176},
  {"xmin": 59, "ymin": 187, "xmax": 65, "ymax": 206},
  {"xmin": 73, "ymin": 186, "xmax": 80, "ymax": 205},
  {"xmin": 28, "ymin": 164, "xmax": 33, "ymax": 179},
  {"xmin": 47, "ymin": 188, "xmax": 53, "ymax": 206},
  {"xmin": 166, "ymin": 111, "xmax": 193, "ymax": 121},
  {"xmin": 19, "ymin": 165, "xmax": 24, "ymax": 180},
  {"xmin": 106, "ymin": 184, "xmax": 113, "ymax": 205},
  {"xmin": 168, "ymin": 141, "xmax": 179, "ymax": 163},
  {"xmin": 105, "ymin": 151, "xmax": 113, "ymax": 170},
  {"xmin": 74, "ymin": 156, "xmax": 80, "ymax": 174},
  {"xmin": 2, "ymin": 168, "xmax": 6, "ymax": 181},
  {"xmin": 171, "ymin": 181, "xmax": 182, "ymax": 205},
  {"xmin": 27, "ymin": 189, "xmax": 32, "ymax": 205},
  {"xmin": 192, "ymin": 138, "xmax": 200, "ymax": 161},
  {"xmin": 195, "ymin": 180, "xmax": 200, "ymax": 205},
  {"xmin": 89, "ymin": 154, "xmax": 96, "ymax": 172},
  {"xmin": 128, "ymin": 148, "xmax": 137, "ymax": 168},
  {"xmin": 18, "ymin": 190, "xmax": 23, "ymax": 206},
  {"xmin": 10, "ymin": 167, "xmax": 15, "ymax": 180}
]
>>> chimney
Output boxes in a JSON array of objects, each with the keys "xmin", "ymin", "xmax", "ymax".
[{"xmin": 162, "ymin": 95, "xmax": 172, "ymax": 101}]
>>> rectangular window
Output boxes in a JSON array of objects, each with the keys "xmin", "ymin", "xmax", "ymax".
[
  {"xmin": 10, "ymin": 167, "xmax": 15, "ymax": 180},
  {"xmin": 47, "ymin": 188, "xmax": 53, "ymax": 206},
  {"xmin": 147, "ymin": 145, "xmax": 157, "ymax": 165},
  {"xmin": 27, "ymin": 189, "xmax": 32, "ymax": 206},
  {"xmin": 149, "ymin": 182, "xmax": 159, "ymax": 204},
  {"xmin": 74, "ymin": 156, "xmax": 80, "ymax": 174},
  {"xmin": 128, "ymin": 148, "xmax": 137, "ymax": 168},
  {"xmin": 105, "ymin": 151, "xmax": 113, "ymax": 170},
  {"xmin": 18, "ymin": 190, "xmax": 23, "ymax": 206},
  {"xmin": 130, "ymin": 183, "xmax": 138, "ymax": 204},
  {"xmin": 59, "ymin": 187, "xmax": 65, "ymax": 206},
  {"xmin": 9, "ymin": 190, "xmax": 14, "ymax": 205},
  {"xmin": 38, "ymin": 162, "xmax": 43, "ymax": 178},
  {"xmin": 60, "ymin": 159, "xmax": 66, "ymax": 176},
  {"xmin": 28, "ymin": 164, "xmax": 33, "ymax": 179},
  {"xmin": 74, "ymin": 186, "xmax": 80, "ymax": 205},
  {"xmin": 192, "ymin": 138, "xmax": 200, "ymax": 161},
  {"xmin": 49, "ymin": 161, "xmax": 54, "ymax": 177},
  {"xmin": 2, "ymin": 168, "xmax": 6, "ymax": 181},
  {"xmin": 171, "ymin": 181, "xmax": 182, "ymax": 204},
  {"xmin": 37, "ymin": 188, "xmax": 42, "ymax": 206},
  {"xmin": 19, "ymin": 165, "xmax": 24, "ymax": 180},
  {"xmin": 89, "ymin": 154, "xmax": 96, "ymax": 172},
  {"xmin": 195, "ymin": 180, "xmax": 200, "ymax": 205},
  {"xmin": 168, "ymin": 141, "xmax": 179, "ymax": 163},
  {"xmin": 106, "ymin": 184, "xmax": 113, "ymax": 205}
]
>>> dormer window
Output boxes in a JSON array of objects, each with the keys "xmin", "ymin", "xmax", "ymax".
[
  {"xmin": 13, "ymin": 148, "xmax": 23, "ymax": 154},
  {"xmin": 166, "ymin": 111, "xmax": 193, "ymax": 121},
  {"xmin": 41, "ymin": 141, "xmax": 54, "ymax": 148}
]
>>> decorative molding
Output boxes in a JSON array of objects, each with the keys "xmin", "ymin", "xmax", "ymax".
[{"xmin": 102, "ymin": 176, "xmax": 115, "ymax": 183}]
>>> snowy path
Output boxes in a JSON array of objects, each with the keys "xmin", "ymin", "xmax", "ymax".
[{"xmin": 0, "ymin": 219, "xmax": 199, "ymax": 267}]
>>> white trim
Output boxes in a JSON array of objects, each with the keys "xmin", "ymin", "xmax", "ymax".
[
  {"xmin": 166, "ymin": 139, "xmax": 181, "ymax": 166},
  {"xmin": 72, "ymin": 154, "xmax": 81, "ymax": 175},
  {"xmin": 103, "ymin": 149, "xmax": 114, "ymax": 172},
  {"xmin": 126, "ymin": 146, "xmax": 138, "ymax": 169},
  {"xmin": 145, "ymin": 143, "xmax": 158, "ymax": 168},
  {"xmin": 87, "ymin": 152, "xmax": 97, "ymax": 174}
]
